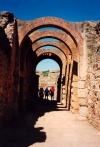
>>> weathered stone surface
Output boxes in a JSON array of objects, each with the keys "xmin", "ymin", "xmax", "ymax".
[
  {"xmin": 0, "ymin": 11, "xmax": 100, "ymax": 130},
  {"xmin": 79, "ymin": 98, "xmax": 87, "ymax": 106},
  {"xmin": 71, "ymin": 88, "xmax": 78, "ymax": 95},
  {"xmin": 72, "ymin": 81, "xmax": 78, "ymax": 87},
  {"xmin": 71, "ymin": 100, "xmax": 79, "ymax": 109},
  {"xmin": 70, "ymin": 107, "xmax": 79, "ymax": 114},
  {"xmin": 79, "ymin": 106, "xmax": 88, "ymax": 117},
  {"xmin": 78, "ymin": 89, "xmax": 86, "ymax": 97},
  {"xmin": 78, "ymin": 81, "xmax": 85, "ymax": 89}
]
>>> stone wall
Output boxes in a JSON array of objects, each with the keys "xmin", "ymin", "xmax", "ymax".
[
  {"xmin": 84, "ymin": 22, "xmax": 100, "ymax": 129},
  {"xmin": 76, "ymin": 21, "xmax": 100, "ymax": 129},
  {"xmin": 0, "ymin": 11, "xmax": 16, "ymax": 122},
  {"xmin": 0, "ymin": 11, "xmax": 18, "ymax": 121},
  {"xmin": 0, "ymin": 11, "xmax": 100, "ymax": 130}
]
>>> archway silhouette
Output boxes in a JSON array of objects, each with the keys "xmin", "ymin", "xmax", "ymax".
[{"xmin": 18, "ymin": 16, "xmax": 83, "ymax": 113}]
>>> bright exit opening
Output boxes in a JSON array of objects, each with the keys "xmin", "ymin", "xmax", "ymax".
[
  {"xmin": 36, "ymin": 59, "xmax": 60, "ymax": 101},
  {"xmin": 36, "ymin": 59, "xmax": 60, "ymax": 71}
]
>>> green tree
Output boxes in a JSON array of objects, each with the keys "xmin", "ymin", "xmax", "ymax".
[{"xmin": 42, "ymin": 70, "xmax": 49, "ymax": 77}]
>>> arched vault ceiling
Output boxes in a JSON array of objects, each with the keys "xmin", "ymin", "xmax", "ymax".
[
  {"xmin": 36, "ymin": 49, "xmax": 65, "ymax": 70},
  {"xmin": 32, "ymin": 41, "xmax": 70, "ymax": 58},
  {"xmin": 29, "ymin": 30, "xmax": 76, "ymax": 50},
  {"xmin": 30, "ymin": 30, "xmax": 78, "ymax": 61},
  {"xmin": 18, "ymin": 17, "xmax": 83, "ymax": 55},
  {"xmin": 26, "ymin": 30, "xmax": 77, "ymax": 59},
  {"xmin": 36, "ymin": 48, "xmax": 66, "ymax": 61},
  {"xmin": 36, "ymin": 53, "xmax": 62, "ymax": 71}
]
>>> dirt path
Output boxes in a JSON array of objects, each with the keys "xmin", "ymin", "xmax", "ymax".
[
  {"xmin": 0, "ymin": 101, "xmax": 100, "ymax": 147},
  {"xmin": 32, "ymin": 110, "xmax": 100, "ymax": 147}
]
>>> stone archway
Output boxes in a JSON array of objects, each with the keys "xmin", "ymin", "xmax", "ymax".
[
  {"xmin": 36, "ymin": 48, "xmax": 67, "ymax": 102},
  {"xmin": 18, "ymin": 17, "xmax": 83, "ymax": 55},
  {"xmin": 1, "ymin": 11, "xmax": 100, "ymax": 130},
  {"xmin": 20, "ymin": 29, "xmax": 77, "ymax": 76},
  {"xmin": 20, "ymin": 30, "xmax": 77, "ymax": 65},
  {"xmin": 18, "ymin": 17, "xmax": 83, "ymax": 113},
  {"xmin": 32, "ymin": 41, "xmax": 69, "ymax": 58}
]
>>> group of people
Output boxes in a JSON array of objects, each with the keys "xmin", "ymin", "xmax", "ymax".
[{"xmin": 39, "ymin": 86, "xmax": 55, "ymax": 101}]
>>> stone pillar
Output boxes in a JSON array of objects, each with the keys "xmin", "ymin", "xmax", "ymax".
[
  {"xmin": 60, "ymin": 56, "xmax": 66, "ymax": 104},
  {"xmin": 65, "ymin": 62, "xmax": 69, "ymax": 106},
  {"xmin": 65, "ymin": 55, "xmax": 73, "ymax": 110},
  {"xmin": 78, "ymin": 31, "xmax": 88, "ymax": 120},
  {"xmin": 70, "ymin": 75, "xmax": 79, "ymax": 113}
]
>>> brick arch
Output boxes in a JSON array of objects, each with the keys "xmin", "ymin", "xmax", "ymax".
[
  {"xmin": 21, "ymin": 41, "xmax": 69, "ymax": 73},
  {"xmin": 20, "ymin": 30, "xmax": 77, "ymax": 72},
  {"xmin": 36, "ymin": 50, "xmax": 63, "ymax": 71},
  {"xmin": 36, "ymin": 49, "xmax": 66, "ymax": 74},
  {"xmin": 29, "ymin": 30, "xmax": 76, "ymax": 49},
  {"xmin": 36, "ymin": 48, "xmax": 67, "ymax": 62},
  {"xmin": 18, "ymin": 17, "xmax": 83, "ymax": 55},
  {"xmin": 20, "ymin": 30, "xmax": 77, "ymax": 58},
  {"xmin": 32, "ymin": 41, "xmax": 69, "ymax": 58},
  {"xmin": 23, "ymin": 30, "xmax": 77, "ymax": 60}
]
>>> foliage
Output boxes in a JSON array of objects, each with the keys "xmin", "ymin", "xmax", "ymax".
[{"xmin": 42, "ymin": 70, "xmax": 49, "ymax": 77}]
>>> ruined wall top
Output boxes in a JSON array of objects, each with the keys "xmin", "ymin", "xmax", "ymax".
[
  {"xmin": 0, "ymin": 11, "xmax": 100, "ymax": 53},
  {"xmin": 0, "ymin": 11, "xmax": 15, "ymax": 52},
  {"xmin": 0, "ymin": 11, "xmax": 99, "ymax": 33},
  {"xmin": 0, "ymin": 11, "xmax": 14, "ymax": 27}
]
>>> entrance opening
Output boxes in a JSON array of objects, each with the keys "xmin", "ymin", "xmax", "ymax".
[
  {"xmin": 18, "ymin": 17, "xmax": 82, "ymax": 114},
  {"xmin": 36, "ymin": 59, "xmax": 60, "ymax": 102}
]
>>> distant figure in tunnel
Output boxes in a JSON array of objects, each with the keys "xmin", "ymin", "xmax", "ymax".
[
  {"xmin": 50, "ymin": 86, "xmax": 55, "ymax": 101},
  {"xmin": 44, "ymin": 87, "xmax": 49, "ymax": 100},
  {"xmin": 39, "ymin": 87, "xmax": 44, "ymax": 102}
]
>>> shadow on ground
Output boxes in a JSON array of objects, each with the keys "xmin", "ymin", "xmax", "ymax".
[{"xmin": 0, "ymin": 98, "xmax": 66, "ymax": 147}]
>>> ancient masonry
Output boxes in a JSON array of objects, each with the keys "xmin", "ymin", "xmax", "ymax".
[{"xmin": 0, "ymin": 11, "xmax": 100, "ymax": 130}]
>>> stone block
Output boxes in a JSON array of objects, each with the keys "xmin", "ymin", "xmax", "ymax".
[
  {"xmin": 79, "ymin": 76, "xmax": 86, "ymax": 81},
  {"xmin": 88, "ymin": 106, "xmax": 95, "ymax": 115},
  {"xmin": 71, "ymin": 87, "xmax": 78, "ymax": 94},
  {"xmin": 86, "ymin": 74, "xmax": 90, "ymax": 80},
  {"xmin": 71, "ymin": 107, "xmax": 79, "ymax": 114},
  {"xmin": 62, "ymin": 89, "xmax": 66, "ymax": 94},
  {"xmin": 72, "ymin": 75, "xmax": 78, "ymax": 81},
  {"xmin": 78, "ymin": 81, "xmax": 85, "ymax": 89},
  {"xmin": 71, "ymin": 94, "xmax": 78, "ymax": 102},
  {"xmin": 78, "ymin": 89, "xmax": 86, "ymax": 97},
  {"xmin": 72, "ymin": 81, "xmax": 78, "ymax": 88},
  {"xmin": 79, "ymin": 106, "xmax": 88, "ymax": 117},
  {"xmin": 71, "ymin": 100, "xmax": 79, "ymax": 110},
  {"xmin": 79, "ymin": 98, "xmax": 87, "ymax": 106}
]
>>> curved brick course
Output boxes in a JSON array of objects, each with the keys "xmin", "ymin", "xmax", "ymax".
[
  {"xmin": 18, "ymin": 17, "xmax": 83, "ymax": 55},
  {"xmin": 32, "ymin": 41, "xmax": 69, "ymax": 58}
]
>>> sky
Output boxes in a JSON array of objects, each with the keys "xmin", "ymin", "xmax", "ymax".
[{"xmin": 0, "ymin": 0, "xmax": 100, "ymax": 71}]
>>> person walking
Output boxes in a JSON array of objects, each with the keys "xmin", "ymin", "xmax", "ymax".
[
  {"xmin": 39, "ymin": 87, "xmax": 44, "ymax": 102},
  {"xmin": 44, "ymin": 87, "xmax": 49, "ymax": 100},
  {"xmin": 50, "ymin": 86, "xmax": 55, "ymax": 101}
]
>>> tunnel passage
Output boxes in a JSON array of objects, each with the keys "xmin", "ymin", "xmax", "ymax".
[
  {"xmin": 18, "ymin": 17, "xmax": 83, "ymax": 113},
  {"xmin": 1, "ymin": 12, "xmax": 100, "ymax": 131},
  {"xmin": 18, "ymin": 17, "xmax": 83, "ymax": 55},
  {"xmin": 36, "ymin": 48, "xmax": 67, "ymax": 102},
  {"xmin": 19, "ymin": 41, "xmax": 67, "ymax": 111}
]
